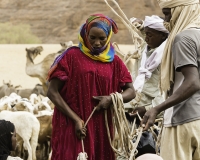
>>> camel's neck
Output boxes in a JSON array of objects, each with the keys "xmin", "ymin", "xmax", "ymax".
[{"xmin": 25, "ymin": 56, "xmax": 42, "ymax": 77}]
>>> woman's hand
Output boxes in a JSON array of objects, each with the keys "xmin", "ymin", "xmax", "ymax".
[
  {"xmin": 93, "ymin": 95, "xmax": 113, "ymax": 111},
  {"xmin": 75, "ymin": 120, "xmax": 87, "ymax": 139}
]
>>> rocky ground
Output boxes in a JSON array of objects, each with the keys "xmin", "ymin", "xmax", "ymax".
[{"xmin": 0, "ymin": 0, "xmax": 162, "ymax": 44}]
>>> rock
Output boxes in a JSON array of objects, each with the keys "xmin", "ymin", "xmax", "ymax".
[{"xmin": 0, "ymin": 0, "xmax": 162, "ymax": 44}]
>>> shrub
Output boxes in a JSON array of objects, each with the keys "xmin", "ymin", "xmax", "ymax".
[{"xmin": 0, "ymin": 22, "xmax": 41, "ymax": 44}]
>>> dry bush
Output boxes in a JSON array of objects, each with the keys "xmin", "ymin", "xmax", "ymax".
[{"xmin": 0, "ymin": 22, "xmax": 41, "ymax": 44}]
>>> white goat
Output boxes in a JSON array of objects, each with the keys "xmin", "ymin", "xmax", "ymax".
[
  {"xmin": 29, "ymin": 93, "xmax": 39, "ymax": 105},
  {"xmin": 34, "ymin": 97, "xmax": 52, "ymax": 112},
  {"xmin": 0, "ymin": 95, "xmax": 20, "ymax": 111},
  {"xmin": 0, "ymin": 110, "xmax": 40, "ymax": 160},
  {"xmin": 13, "ymin": 99, "xmax": 35, "ymax": 113}
]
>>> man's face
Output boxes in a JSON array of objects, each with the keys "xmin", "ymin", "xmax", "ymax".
[
  {"xmin": 162, "ymin": 8, "xmax": 172, "ymax": 22},
  {"xmin": 144, "ymin": 27, "xmax": 167, "ymax": 49}
]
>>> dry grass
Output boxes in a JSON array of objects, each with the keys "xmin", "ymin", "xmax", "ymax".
[{"xmin": 0, "ymin": 23, "xmax": 41, "ymax": 44}]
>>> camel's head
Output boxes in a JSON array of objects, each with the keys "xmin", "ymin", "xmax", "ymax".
[
  {"xmin": 26, "ymin": 46, "xmax": 43, "ymax": 63},
  {"xmin": 58, "ymin": 41, "xmax": 74, "ymax": 53}
]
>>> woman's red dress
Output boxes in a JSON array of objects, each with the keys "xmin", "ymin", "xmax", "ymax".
[{"xmin": 49, "ymin": 47, "xmax": 132, "ymax": 160}]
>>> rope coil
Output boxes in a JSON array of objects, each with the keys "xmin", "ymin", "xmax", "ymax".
[
  {"xmin": 78, "ymin": 93, "xmax": 163, "ymax": 160},
  {"xmin": 106, "ymin": 92, "xmax": 143, "ymax": 160},
  {"xmin": 106, "ymin": 93, "xmax": 163, "ymax": 159}
]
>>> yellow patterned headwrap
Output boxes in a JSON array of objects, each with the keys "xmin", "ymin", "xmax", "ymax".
[{"xmin": 157, "ymin": 0, "xmax": 200, "ymax": 92}]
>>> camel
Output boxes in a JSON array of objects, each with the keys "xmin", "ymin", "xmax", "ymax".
[{"xmin": 25, "ymin": 41, "xmax": 74, "ymax": 95}]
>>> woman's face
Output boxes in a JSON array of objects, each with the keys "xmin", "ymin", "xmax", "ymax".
[
  {"xmin": 11, "ymin": 129, "xmax": 17, "ymax": 151},
  {"xmin": 87, "ymin": 27, "xmax": 107, "ymax": 49}
]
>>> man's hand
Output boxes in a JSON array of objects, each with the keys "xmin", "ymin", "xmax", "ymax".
[
  {"xmin": 75, "ymin": 120, "xmax": 87, "ymax": 139},
  {"xmin": 130, "ymin": 17, "xmax": 143, "ymax": 29},
  {"xmin": 141, "ymin": 107, "xmax": 159, "ymax": 131},
  {"xmin": 93, "ymin": 96, "xmax": 112, "ymax": 111},
  {"xmin": 133, "ymin": 18, "xmax": 143, "ymax": 25},
  {"xmin": 130, "ymin": 17, "xmax": 143, "ymax": 25},
  {"xmin": 125, "ymin": 106, "xmax": 146, "ymax": 122}
]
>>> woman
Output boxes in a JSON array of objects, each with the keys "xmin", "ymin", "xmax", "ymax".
[
  {"xmin": 47, "ymin": 14, "xmax": 135, "ymax": 160},
  {"xmin": 0, "ymin": 120, "xmax": 22, "ymax": 160}
]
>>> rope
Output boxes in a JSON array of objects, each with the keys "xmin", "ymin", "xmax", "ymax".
[
  {"xmin": 154, "ymin": 119, "xmax": 164, "ymax": 155},
  {"xmin": 112, "ymin": 42, "xmax": 141, "ymax": 64},
  {"xmin": 78, "ymin": 93, "xmax": 163, "ymax": 159},
  {"xmin": 103, "ymin": 0, "xmax": 145, "ymax": 64},
  {"xmin": 106, "ymin": 92, "xmax": 163, "ymax": 159},
  {"xmin": 80, "ymin": 107, "xmax": 97, "ymax": 154},
  {"xmin": 105, "ymin": 92, "xmax": 143, "ymax": 160},
  {"xmin": 102, "ymin": 2, "xmax": 164, "ymax": 157},
  {"xmin": 78, "ymin": 93, "xmax": 143, "ymax": 160}
]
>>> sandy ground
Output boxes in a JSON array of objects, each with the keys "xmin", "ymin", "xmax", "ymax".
[{"xmin": 0, "ymin": 44, "xmax": 134, "ymax": 89}]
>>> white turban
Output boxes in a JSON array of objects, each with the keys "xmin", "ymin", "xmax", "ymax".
[
  {"xmin": 144, "ymin": 15, "xmax": 169, "ymax": 33},
  {"xmin": 158, "ymin": 0, "xmax": 199, "ymax": 9}
]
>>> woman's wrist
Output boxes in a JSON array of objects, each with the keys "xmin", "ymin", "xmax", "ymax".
[{"xmin": 72, "ymin": 115, "xmax": 83, "ymax": 124}]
